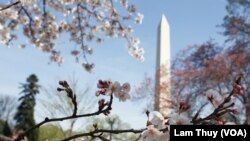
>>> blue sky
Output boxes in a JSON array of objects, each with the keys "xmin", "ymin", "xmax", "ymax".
[{"xmin": 0, "ymin": 0, "xmax": 227, "ymax": 129}]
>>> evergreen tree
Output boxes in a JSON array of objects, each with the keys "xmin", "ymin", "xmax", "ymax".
[
  {"xmin": 3, "ymin": 121, "xmax": 12, "ymax": 137},
  {"xmin": 14, "ymin": 74, "xmax": 39, "ymax": 141},
  {"xmin": 0, "ymin": 119, "xmax": 4, "ymax": 134}
]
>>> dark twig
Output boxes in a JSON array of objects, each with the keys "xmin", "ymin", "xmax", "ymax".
[
  {"xmin": 57, "ymin": 80, "xmax": 78, "ymax": 116},
  {"xmin": 134, "ymin": 134, "xmax": 142, "ymax": 141},
  {"xmin": 192, "ymin": 103, "xmax": 208, "ymax": 122},
  {"xmin": 0, "ymin": 1, "xmax": 20, "ymax": 11},
  {"xmin": 20, "ymin": 5, "xmax": 33, "ymax": 29},
  {"xmin": 76, "ymin": 3, "xmax": 88, "ymax": 62},
  {"xmin": 192, "ymin": 90, "xmax": 235, "ymax": 124},
  {"xmin": 42, "ymin": 0, "xmax": 47, "ymax": 28}
]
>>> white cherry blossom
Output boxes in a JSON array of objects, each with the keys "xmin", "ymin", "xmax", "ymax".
[
  {"xmin": 169, "ymin": 112, "xmax": 190, "ymax": 125},
  {"xmin": 116, "ymin": 90, "xmax": 131, "ymax": 102},
  {"xmin": 150, "ymin": 111, "xmax": 168, "ymax": 129},
  {"xmin": 109, "ymin": 81, "xmax": 122, "ymax": 96},
  {"xmin": 122, "ymin": 82, "xmax": 131, "ymax": 93},
  {"xmin": 141, "ymin": 112, "xmax": 169, "ymax": 141},
  {"xmin": 135, "ymin": 12, "xmax": 144, "ymax": 24},
  {"xmin": 0, "ymin": 0, "xmax": 144, "ymax": 68},
  {"xmin": 141, "ymin": 125, "xmax": 162, "ymax": 141}
]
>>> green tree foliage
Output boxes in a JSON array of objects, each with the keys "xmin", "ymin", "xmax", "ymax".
[
  {"xmin": 14, "ymin": 74, "xmax": 40, "ymax": 141},
  {"xmin": 0, "ymin": 119, "xmax": 4, "ymax": 134},
  {"xmin": 38, "ymin": 124, "xmax": 65, "ymax": 141},
  {"xmin": 3, "ymin": 121, "xmax": 12, "ymax": 137},
  {"xmin": 0, "ymin": 95, "xmax": 18, "ymax": 126}
]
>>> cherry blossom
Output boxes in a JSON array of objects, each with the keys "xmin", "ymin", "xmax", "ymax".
[
  {"xmin": 135, "ymin": 13, "xmax": 144, "ymax": 24},
  {"xmin": 0, "ymin": 0, "xmax": 144, "ymax": 70},
  {"xmin": 141, "ymin": 111, "xmax": 169, "ymax": 141},
  {"xmin": 233, "ymin": 84, "xmax": 244, "ymax": 96},
  {"xmin": 224, "ymin": 122, "xmax": 236, "ymax": 125},
  {"xmin": 112, "ymin": 81, "xmax": 131, "ymax": 102},
  {"xmin": 150, "ymin": 111, "xmax": 168, "ymax": 129},
  {"xmin": 96, "ymin": 80, "xmax": 131, "ymax": 102},
  {"xmin": 116, "ymin": 91, "xmax": 131, "ymax": 102},
  {"xmin": 108, "ymin": 81, "xmax": 122, "ymax": 96},
  {"xmin": 157, "ymin": 132, "xmax": 169, "ymax": 141},
  {"xmin": 169, "ymin": 113, "xmax": 190, "ymax": 125},
  {"xmin": 122, "ymin": 82, "xmax": 131, "ymax": 93},
  {"xmin": 128, "ymin": 37, "xmax": 145, "ymax": 61},
  {"xmin": 20, "ymin": 0, "xmax": 35, "ymax": 4},
  {"xmin": 141, "ymin": 125, "xmax": 163, "ymax": 141}
]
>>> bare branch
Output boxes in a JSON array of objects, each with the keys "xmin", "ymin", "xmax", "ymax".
[
  {"xmin": 20, "ymin": 6, "xmax": 33, "ymax": 26},
  {"xmin": 42, "ymin": 0, "xmax": 47, "ymax": 28},
  {"xmin": 62, "ymin": 128, "xmax": 145, "ymax": 141},
  {"xmin": 0, "ymin": 1, "xmax": 20, "ymax": 11},
  {"xmin": 192, "ymin": 75, "xmax": 243, "ymax": 124},
  {"xmin": 0, "ymin": 134, "xmax": 12, "ymax": 141},
  {"xmin": 14, "ymin": 93, "xmax": 113, "ymax": 141}
]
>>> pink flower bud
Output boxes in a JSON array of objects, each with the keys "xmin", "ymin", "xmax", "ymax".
[
  {"xmin": 97, "ymin": 80, "xmax": 110, "ymax": 88},
  {"xmin": 179, "ymin": 102, "xmax": 190, "ymax": 111},
  {"xmin": 59, "ymin": 80, "xmax": 64, "ymax": 86},
  {"xmin": 59, "ymin": 80, "xmax": 68, "ymax": 87},
  {"xmin": 235, "ymin": 84, "xmax": 242, "ymax": 90},
  {"xmin": 233, "ymin": 84, "xmax": 244, "ymax": 96},
  {"xmin": 57, "ymin": 87, "xmax": 64, "ymax": 92},
  {"xmin": 97, "ymin": 80, "xmax": 104, "ymax": 88}
]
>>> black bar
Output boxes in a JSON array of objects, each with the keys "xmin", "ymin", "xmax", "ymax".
[{"xmin": 170, "ymin": 125, "xmax": 250, "ymax": 141}]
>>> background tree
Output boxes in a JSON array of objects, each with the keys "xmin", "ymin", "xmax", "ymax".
[
  {"xmin": 132, "ymin": 0, "xmax": 250, "ymax": 124},
  {"xmin": 37, "ymin": 75, "xmax": 96, "ymax": 139},
  {"xmin": 3, "ymin": 121, "xmax": 12, "ymax": 137},
  {"xmin": 132, "ymin": 73, "xmax": 155, "ymax": 111},
  {"xmin": 0, "ymin": 119, "xmax": 4, "ymax": 134},
  {"xmin": 171, "ymin": 0, "xmax": 250, "ymax": 124},
  {"xmin": 171, "ymin": 41, "xmax": 246, "ymax": 123},
  {"xmin": 38, "ymin": 124, "xmax": 65, "ymax": 141},
  {"xmin": 0, "ymin": 94, "xmax": 18, "ymax": 127},
  {"xmin": 222, "ymin": 0, "xmax": 250, "ymax": 124},
  {"xmin": 14, "ymin": 74, "xmax": 40, "ymax": 141}
]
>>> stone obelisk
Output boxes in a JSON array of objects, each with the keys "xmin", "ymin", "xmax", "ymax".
[{"xmin": 155, "ymin": 15, "xmax": 171, "ymax": 117}]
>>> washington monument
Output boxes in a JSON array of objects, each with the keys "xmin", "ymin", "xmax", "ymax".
[{"xmin": 155, "ymin": 15, "xmax": 171, "ymax": 116}]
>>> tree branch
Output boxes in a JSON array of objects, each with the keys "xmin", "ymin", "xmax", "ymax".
[
  {"xmin": 76, "ymin": 3, "xmax": 88, "ymax": 62},
  {"xmin": 42, "ymin": 0, "xmax": 47, "ymax": 28},
  {"xmin": 20, "ymin": 6, "xmax": 33, "ymax": 27},
  {"xmin": 192, "ymin": 75, "xmax": 242, "ymax": 124},
  {"xmin": 14, "ymin": 94, "xmax": 113, "ymax": 141},
  {"xmin": 0, "ymin": 1, "xmax": 20, "ymax": 11},
  {"xmin": 62, "ymin": 128, "xmax": 145, "ymax": 141},
  {"xmin": 0, "ymin": 134, "xmax": 12, "ymax": 141},
  {"xmin": 192, "ymin": 90, "xmax": 234, "ymax": 124}
]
